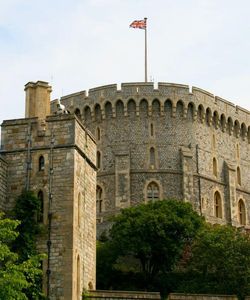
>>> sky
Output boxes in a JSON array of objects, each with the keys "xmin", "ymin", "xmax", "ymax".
[{"xmin": 1, "ymin": 0, "xmax": 250, "ymax": 125}]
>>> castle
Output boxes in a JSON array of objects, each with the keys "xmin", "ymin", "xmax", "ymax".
[
  {"xmin": 0, "ymin": 81, "xmax": 250, "ymax": 299},
  {"xmin": 57, "ymin": 82, "xmax": 250, "ymax": 232}
]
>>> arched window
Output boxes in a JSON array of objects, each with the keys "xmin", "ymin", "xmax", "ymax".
[
  {"xmin": 238, "ymin": 199, "xmax": 246, "ymax": 225},
  {"xmin": 116, "ymin": 100, "xmax": 124, "ymax": 118},
  {"xmin": 164, "ymin": 99, "xmax": 172, "ymax": 118},
  {"xmin": 74, "ymin": 108, "xmax": 81, "ymax": 119},
  {"xmin": 97, "ymin": 151, "xmax": 101, "ymax": 169},
  {"xmin": 237, "ymin": 166, "xmax": 241, "ymax": 186},
  {"xmin": 147, "ymin": 182, "xmax": 159, "ymax": 201},
  {"xmin": 213, "ymin": 157, "xmax": 217, "ymax": 177},
  {"xmin": 152, "ymin": 99, "xmax": 160, "ymax": 117},
  {"xmin": 176, "ymin": 101, "xmax": 184, "ymax": 118},
  {"xmin": 139, "ymin": 99, "xmax": 148, "ymax": 117},
  {"xmin": 96, "ymin": 186, "xmax": 103, "ymax": 213},
  {"xmin": 105, "ymin": 102, "xmax": 112, "ymax": 119},
  {"xmin": 84, "ymin": 106, "xmax": 91, "ymax": 123},
  {"xmin": 150, "ymin": 147, "xmax": 156, "ymax": 169},
  {"xmin": 214, "ymin": 191, "xmax": 222, "ymax": 218},
  {"xmin": 197, "ymin": 105, "xmax": 204, "ymax": 123},
  {"xmin": 96, "ymin": 127, "xmax": 101, "ymax": 141},
  {"xmin": 39, "ymin": 155, "xmax": 45, "ymax": 171},
  {"xmin": 94, "ymin": 104, "xmax": 102, "ymax": 121},
  {"xmin": 127, "ymin": 99, "xmax": 136, "ymax": 117},
  {"xmin": 37, "ymin": 191, "xmax": 44, "ymax": 223}
]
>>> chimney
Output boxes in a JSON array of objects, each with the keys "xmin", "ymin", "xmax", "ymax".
[{"xmin": 24, "ymin": 81, "xmax": 52, "ymax": 119}]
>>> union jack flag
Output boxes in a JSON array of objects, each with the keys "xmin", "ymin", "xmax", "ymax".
[{"xmin": 129, "ymin": 19, "xmax": 147, "ymax": 29}]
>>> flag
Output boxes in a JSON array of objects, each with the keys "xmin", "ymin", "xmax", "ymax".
[{"xmin": 129, "ymin": 19, "xmax": 147, "ymax": 29}]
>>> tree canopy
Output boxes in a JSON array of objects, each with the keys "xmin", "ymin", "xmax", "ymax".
[
  {"xmin": 97, "ymin": 199, "xmax": 250, "ymax": 299},
  {"xmin": 97, "ymin": 199, "xmax": 204, "ymax": 291},
  {"xmin": 0, "ymin": 212, "xmax": 44, "ymax": 300}
]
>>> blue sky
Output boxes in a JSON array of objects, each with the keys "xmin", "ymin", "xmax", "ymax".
[{"xmin": 1, "ymin": 0, "xmax": 250, "ymax": 124}]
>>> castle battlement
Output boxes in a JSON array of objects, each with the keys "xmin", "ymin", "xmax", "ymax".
[{"xmin": 55, "ymin": 82, "xmax": 250, "ymax": 142}]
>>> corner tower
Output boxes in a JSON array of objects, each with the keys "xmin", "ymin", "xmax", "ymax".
[{"xmin": 1, "ymin": 81, "xmax": 96, "ymax": 300}]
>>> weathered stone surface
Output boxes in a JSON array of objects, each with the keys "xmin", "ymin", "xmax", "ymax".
[
  {"xmin": 56, "ymin": 82, "xmax": 250, "ymax": 235},
  {"xmin": 1, "ymin": 102, "xmax": 96, "ymax": 300}
]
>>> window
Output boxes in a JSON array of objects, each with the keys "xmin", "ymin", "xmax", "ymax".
[
  {"xmin": 214, "ymin": 191, "xmax": 222, "ymax": 218},
  {"xmin": 236, "ymin": 144, "xmax": 240, "ymax": 159},
  {"xmin": 212, "ymin": 134, "xmax": 216, "ymax": 149},
  {"xmin": 96, "ymin": 127, "xmax": 101, "ymax": 141},
  {"xmin": 213, "ymin": 157, "xmax": 217, "ymax": 177},
  {"xmin": 96, "ymin": 186, "xmax": 103, "ymax": 213},
  {"xmin": 97, "ymin": 151, "xmax": 101, "ymax": 169},
  {"xmin": 237, "ymin": 166, "xmax": 241, "ymax": 185},
  {"xmin": 238, "ymin": 199, "xmax": 246, "ymax": 225},
  {"xmin": 150, "ymin": 147, "xmax": 156, "ymax": 169},
  {"xmin": 147, "ymin": 182, "xmax": 159, "ymax": 201},
  {"xmin": 150, "ymin": 123, "xmax": 154, "ymax": 137},
  {"xmin": 39, "ymin": 155, "xmax": 45, "ymax": 171},
  {"xmin": 37, "ymin": 191, "xmax": 44, "ymax": 223},
  {"xmin": 74, "ymin": 108, "xmax": 81, "ymax": 119},
  {"xmin": 77, "ymin": 255, "xmax": 80, "ymax": 299}
]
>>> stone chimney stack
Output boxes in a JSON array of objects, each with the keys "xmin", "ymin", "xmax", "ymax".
[{"xmin": 25, "ymin": 81, "xmax": 52, "ymax": 119}]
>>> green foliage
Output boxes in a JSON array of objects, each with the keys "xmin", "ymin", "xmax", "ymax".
[
  {"xmin": 97, "ymin": 199, "xmax": 250, "ymax": 299},
  {"xmin": 97, "ymin": 199, "xmax": 204, "ymax": 292},
  {"xmin": 13, "ymin": 190, "xmax": 42, "ymax": 261},
  {"xmin": 177, "ymin": 224, "xmax": 250, "ymax": 300},
  {"xmin": 0, "ymin": 212, "xmax": 45, "ymax": 299}
]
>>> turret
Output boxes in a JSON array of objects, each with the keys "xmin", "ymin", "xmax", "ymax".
[{"xmin": 25, "ymin": 80, "xmax": 52, "ymax": 119}]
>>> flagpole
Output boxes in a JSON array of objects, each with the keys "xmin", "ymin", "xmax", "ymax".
[{"xmin": 144, "ymin": 17, "xmax": 148, "ymax": 82}]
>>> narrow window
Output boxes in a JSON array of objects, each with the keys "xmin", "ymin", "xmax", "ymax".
[
  {"xmin": 147, "ymin": 182, "xmax": 159, "ymax": 201},
  {"xmin": 96, "ymin": 127, "xmax": 101, "ymax": 141},
  {"xmin": 39, "ymin": 155, "xmax": 45, "ymax": 171},
  {"xmin": 150, "ymin": 147, "xmax": 156, "ymax": 169},
  {"xmin": 212, "ymin": 134, "xmax": 216, "ymax": 149},
  {"xmin": 150, "ymin": 123, "xmax": 154, "ymax": 137},
  {"xmin": 238, "ymin": 199, "xmax": 246, "ymax": 225},
  {"xmin": 214, "ymin": 191, "xmax": 222, "ymax": 218},
  {"xmin": 96, "ymin": 186, "xmax": 103, "ymax": 213},
  {"xmin": 213, "ymin": 157, "xmax": 217, "ymax": 177},
  {"xmin": 77, "ymin": 255, "xmax": 80, "ymax": 299},
  {"xmin": 237, "ymin": 166, "xmax": 241, "ymax": 185},
  {"xmin": 37, "ymin": 191, "xmax": 44, "ymax": 223},
  {"xmin": 97, "ymin": 151, "xmax": 101, "ymax": 169},
  {"xmin": 236, "ymin": 144, "xmax": 240, "ymax": 159}
]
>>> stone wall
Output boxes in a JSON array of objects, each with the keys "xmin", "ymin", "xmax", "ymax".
[
  {"xmin": 0, "ymin": 156, "xmax": 7, "ymax": 211},
  {"xmin": 168, "ymin": 294, "xmax": 237, "ymax": 300},
  {"xmin": 0, "ymin": 114, "xmax": 96, "ymax": 300},
  {"xmin": 88, "ymin": 290, "xmax": 161, "ymax": 300},
  {"xmin": 56, "ymin": 82, "xmax": 250, "ymax": 235}
]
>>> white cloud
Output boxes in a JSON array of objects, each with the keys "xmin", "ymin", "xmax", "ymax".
[{"xmin": 1, "ymin": 0, "xmax": 250, "ymax": 125}]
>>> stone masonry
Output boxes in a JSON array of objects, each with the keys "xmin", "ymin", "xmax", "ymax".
[
  {"xmin": 55, "ymin": 82, "xmax": 250, "ymax": 234},
  {"xmin": 0, "ymin": 81, "xmax": 97, "ymax": 300}
]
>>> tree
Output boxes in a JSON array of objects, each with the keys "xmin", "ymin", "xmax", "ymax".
[
  {"xmin": 97, "ymin": 199, "xmax": 204, "ymax": 291},
  {"xmin": 13, "ymin": 190, "xmax": 42, "ymax": 261},
  {"xmin": 177, "ymin": 224, "xmax": 250, "ymax": 300},
  {"xmin": 0, "ymin": 212, "xmax": 44, "ymax": 300}
]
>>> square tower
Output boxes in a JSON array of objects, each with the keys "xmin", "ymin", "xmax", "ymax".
[{"xmin": 0, "ymin": 82, "xmax": 96, "ymax": 300}]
